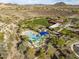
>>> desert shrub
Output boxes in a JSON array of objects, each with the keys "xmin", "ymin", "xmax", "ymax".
[{"xmin": 0, "ymin": 32, "xmax": 4, "ymax": 43}]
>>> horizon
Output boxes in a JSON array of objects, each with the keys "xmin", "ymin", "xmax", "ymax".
[{"xmin": 0, "ymin": 0, "xmax": 79, "ymax": 5}]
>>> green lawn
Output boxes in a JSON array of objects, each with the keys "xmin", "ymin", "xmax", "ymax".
[{"xmin": 19, "ymin": 17, "xmax": 50, "ymax": 29}]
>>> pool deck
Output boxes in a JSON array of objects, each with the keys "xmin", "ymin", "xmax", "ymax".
[{"xmin": 21, "ymin": 29, "xmax": 49, "ymax": 47}]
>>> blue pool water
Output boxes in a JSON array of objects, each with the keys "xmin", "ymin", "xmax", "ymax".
[
  {"xmin": 25, "ymin": 31, "xmax": 48, "ymax": 41},
  {"xmin": 39, "ymin": 32, "xmax": 49, "ymax": 36}
]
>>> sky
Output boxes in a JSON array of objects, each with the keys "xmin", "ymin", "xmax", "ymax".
[{"xmin": 0, "ymin": 0, "xmax": 79, "ymax": 5}]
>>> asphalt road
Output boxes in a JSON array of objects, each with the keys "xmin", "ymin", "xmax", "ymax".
[{"xmin": 71, "ymin": 42, "xmax": 79, "ymax": 58}]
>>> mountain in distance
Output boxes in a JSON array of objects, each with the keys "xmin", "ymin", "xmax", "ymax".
[{"xmin": 54, "ymin": 2, "xmax": 66, "ymax": 6}]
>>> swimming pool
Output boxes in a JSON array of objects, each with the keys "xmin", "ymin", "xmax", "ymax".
[{"xmin": 23, "ymin": 30, "xmax": 48, "ymax": 41}]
